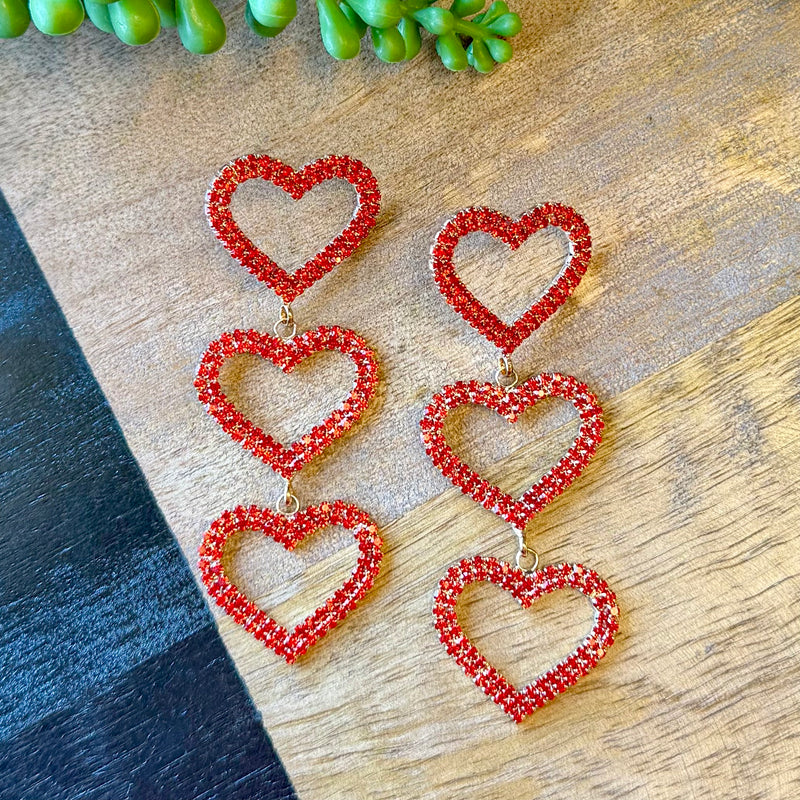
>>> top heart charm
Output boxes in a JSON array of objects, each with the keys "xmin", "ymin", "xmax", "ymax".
[
  {"xmin": 206, "ymin": 154, "xmax": 380, "ymax": 303},
  {"xmin": 431, "ymin": 204, "xmax": 592, "ymax": 355}
]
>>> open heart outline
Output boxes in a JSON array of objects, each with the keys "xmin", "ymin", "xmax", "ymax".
[
  {"xmin": 433, "ymin": 556, "xmax": 619, "ymax": 722},
  {"xmin": 199, "ymin": 501, "xmax": 383, "ymax": 663},
  {"xmin": 420, "ymin": 374, "xmax": 604, "ymax": 530},
  {"xmin": 206, "ymin": 154, "xmax": 380, "ymax": 303},
  {"xmin": 431, "ymin": 204, "xmax": 592, "ymax": 354},
  {"xmin": 195, "ymin": 326, "xmax": 379, "ymax": 480}
]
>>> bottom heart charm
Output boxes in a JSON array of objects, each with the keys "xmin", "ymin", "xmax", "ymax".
[
  {"xmin": 433, "ymin": 556, "xmax": 619, "ymax": 722},
  {"xmin": 199, "ymin": 501, "xmax": 383, "ymax": 663}
]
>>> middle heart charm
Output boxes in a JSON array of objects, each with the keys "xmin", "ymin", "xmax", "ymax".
[
  {"xmin": 420, "ymin": 373, "xmax": 604, "ymax": 531},
  {"xmin": 195, "ymin": 326, "xmax": 379, "ymax": 479}
]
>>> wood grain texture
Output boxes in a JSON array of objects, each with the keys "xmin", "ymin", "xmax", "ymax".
[
  {"xmin": 0, "ymin": 0, "xmax": 799, "ymax": 795},
  {"xmin": 220, "ymin": 296, "xmax": 800, "ymax": 799},
  {"xmin": 1, "ymin": 0, "xmax": 798, "ymax": 522}
]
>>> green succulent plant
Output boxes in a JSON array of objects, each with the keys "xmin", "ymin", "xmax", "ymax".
[{"xmin": 1, "ymin": 0, "xmax": 521, "ymax": 71}]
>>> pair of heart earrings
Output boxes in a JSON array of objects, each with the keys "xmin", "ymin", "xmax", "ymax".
[{"xmin": 195, "ymin": 153, "xmax": 619, "ymax": 723}]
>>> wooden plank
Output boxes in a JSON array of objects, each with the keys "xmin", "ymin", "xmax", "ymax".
[
  {"xmin": 0, "ymin": 0, "xmax": 797, "ymax": 528},
  {"xmin": 228, "ymin": 295, "xmax": 800, "ymax": 799},
  {"xmin": 0, "ymin": 0, "xmax": 798, "ymax": 796}
]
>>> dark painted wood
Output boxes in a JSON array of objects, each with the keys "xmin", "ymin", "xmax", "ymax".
[
  {"xmin": 0, "ymin": 190, "xmax": 295, "ymax": 800},
  {"xmin": 0, "ymin": 628, "xmax": 296, "ymax": 800}
]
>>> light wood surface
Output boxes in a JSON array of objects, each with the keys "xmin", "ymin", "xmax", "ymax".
[
  {"xmin": 219, "ymin": 297, "xmax": 800, "ymax": 800},
  {"xmin": 1, "ymin": 0, "xmax": 799, "ymax": 796}
]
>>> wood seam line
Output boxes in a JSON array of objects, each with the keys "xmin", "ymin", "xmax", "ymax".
[{"xmin": 380, "ymin": 294, "xmax": 800, "ymax": 541}]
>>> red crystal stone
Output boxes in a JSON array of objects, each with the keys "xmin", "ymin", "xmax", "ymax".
[
  {"xmin": 432, "ymin": 556, "xmax": 619, "ymax": 722},
  {"xmin": 199, "ymin": 501, "xmax": 383, "ymax": 664}
]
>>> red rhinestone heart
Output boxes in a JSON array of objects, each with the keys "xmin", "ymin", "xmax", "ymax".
[
  {"xmin": 420, "ymin": 374, "xmax": 603, "ymax": 530},
  {"xmin": 433, "ymin": 556, "xmax": 619, "ymax": 722},
  {"xmin": 199, "ymin": 502, "xmax": 383, "ymax": 664},
  {"xmin": 205, "ymin": 154, "xmax": 380, "ymax": 303},
  {"xmin": 195, "ymin": 326, "xmax": 378, "ymax": 480},
  {"xmin": 431, "ymin": 205, "xmax": 591, "ymax": 355}
]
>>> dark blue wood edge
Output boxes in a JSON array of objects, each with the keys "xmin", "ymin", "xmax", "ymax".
[{"xmin": 0, "ymin": 189, "xmax": 296, "ymax": 800}]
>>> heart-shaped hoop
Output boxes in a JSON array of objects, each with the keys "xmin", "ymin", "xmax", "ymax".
[
  {"xmin": 433, "ymin": 556, "xmax": 619, "ymax": 722},
  {"xmin": 420, "ymin": 374, "xmax": 603, "ymax": 530},
  {"xmin": 195, "ymin": 326, "xmax": 378, "ymax": 480},
  {"xmin": 199, "ymin": 502, "xmax": 383, "ymax": 663},
  {"xmin": 206, "ymin": 154, "xmax": 380, "ymax": 303},
  {"xmin": 431, "ymin": 205, "xmax": 591, "ymax": 354}
]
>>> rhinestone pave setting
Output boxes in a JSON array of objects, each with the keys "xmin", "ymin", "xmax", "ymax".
[
  {"xmin": 431, "ymin": 204, "xmax": 591, "ymax": 355},
  {"xmin": 206, "ymin": 154, "xmax": 380, "ymax": 303},
  {"xmin": 425, "ymin": 202, "xmax": 620, "ymax": 720},
  {"xmin": 200, "ymin": 502, "xmax": 383, "ymax": 664},
  {"xmin": 420, "ymin": 373, "xmax": 604, "ymax": 530},
  {"xmin": 199, "ymin": 154, "xmax": 384, "ymax": 664},
  {"xmin": 433, "ymin": 557, "xmax": 619, "ymax": 723}
]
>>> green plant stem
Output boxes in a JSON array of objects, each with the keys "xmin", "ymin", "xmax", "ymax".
[
  {"xmin": 398, "ymin": 0, "xmax": 428, "ymax": 12},
  {"xmin": 451, "ymin": 17, "xmax": 484, "ymax": 39},
  {"xmin": 398, "ymin": 1, "xmax": 499, "ymax": 42}
]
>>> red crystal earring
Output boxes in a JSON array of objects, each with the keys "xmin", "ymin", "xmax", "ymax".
[
  {"xmin": 420, "ymin": 204, "xmax": 620, "ymax": 722},
  {"xmin": 196, "ymin": 154, "xmax": 383, "ymax": 664}
]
